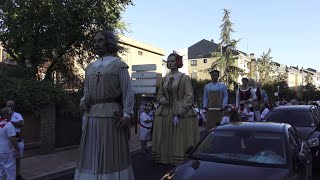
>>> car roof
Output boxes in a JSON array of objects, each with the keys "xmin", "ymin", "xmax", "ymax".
[
  {"xmin": 215, "ymin": 122, "xmax": 289, "ymax": 133},
  {"xmin": 272, "ymin": 105, "xmax": 315, "ymax": 112}
]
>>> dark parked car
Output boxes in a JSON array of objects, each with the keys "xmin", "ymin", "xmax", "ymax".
[
  {"xmin": 161, "ymin": 122, "xmax": 312, "ymax": 180},
  {"xmin": 265, "ymin": 105, "xmax": 320, "ymax": 160}
]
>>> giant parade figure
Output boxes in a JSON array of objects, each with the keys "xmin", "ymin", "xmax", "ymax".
[
  {"xmin": 75, "ymin": 30, "xmax": 135, "ymax": 180},
  {"xmin": 203, "ymin": 70, "xmax": 228, "ymax": 131}
]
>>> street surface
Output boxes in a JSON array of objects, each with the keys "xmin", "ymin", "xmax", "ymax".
[{"xmin": 54, "ymin": 150, "xmax": 320, "ymax": 180}]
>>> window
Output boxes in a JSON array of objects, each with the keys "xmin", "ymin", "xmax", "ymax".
[
  {"xmin": 203, "ymin": 59, "xmax": 207, "ymax": 63},
  {"xmin": 191, "ymin": 60, "xmax": 197, "ymax": 66},
  {"xmin": 138, "ymin": 51, "xmax": 143, "ymax": 55}
]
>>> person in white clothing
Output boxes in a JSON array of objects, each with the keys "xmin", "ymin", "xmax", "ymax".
[
  {"xmin": 140, "ymin": 106, "xmax": 153, "ymax": 153},
  {"xmin": 0, "ymin": 107, "xmax": 19, "ymax": 180},
  {"xmin": 6, "ymin": 100, "xmax": 25, "ymax": 180},
  {"xmin": 260, "ymin": 103, "xmax": 272, "ymax": 121},
  {"xmin": 220, "ymin": 109, "xmax": 230, "ymax": 125},
  {"xmin": 247, "ymin": 107, "xmax": 255, "ymax": 122}
]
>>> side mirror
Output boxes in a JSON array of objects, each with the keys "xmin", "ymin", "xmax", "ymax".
[
  {"xmin": 185, "ymin": 146, "xmax": 194, "ymax": 156},
  {"xmin": 306, "ymin": 138, "xmax": 319, "ymax": 148}
]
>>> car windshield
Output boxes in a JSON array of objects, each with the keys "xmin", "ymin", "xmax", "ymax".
[
  {"xmin": 265, "ymin": 110, "xmax": 315, "ymax": 127},
  {"xmin": 192, "ymin": 130, "xmax": 287, "ymax": 167}
]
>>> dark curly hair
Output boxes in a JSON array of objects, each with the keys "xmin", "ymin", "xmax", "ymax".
[
  {"xmin": 167, "ymin": 52, "xmax": 183, "ymax": 68},
  {"xmin": 94, "ymin": 30, "xmax": 121, "ymax": 56}
]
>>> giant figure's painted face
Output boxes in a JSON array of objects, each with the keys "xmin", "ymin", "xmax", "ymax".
[{"xmin": 167, "ymin": 55, "xmax": 178, "ymax": 70}]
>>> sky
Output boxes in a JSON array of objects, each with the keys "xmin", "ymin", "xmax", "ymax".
[{"xmin": 122, "ymin": 0, "xmax": 320, "ymax": 70}]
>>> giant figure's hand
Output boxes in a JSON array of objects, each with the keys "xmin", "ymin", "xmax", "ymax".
[
  {"xmin": 159, "ymin": 97, "xmax": 169, "ymax": 105},
  {"xmin": 80, "ymin": 101, "xmax": 87, "ymax": 112},
  {"xmin": 117, "ymin": 116, "xmax": 131, "ymax": 128},
  {"xmin": 173, "ymin": 116, "xmax": 180, "ymax": 127}
]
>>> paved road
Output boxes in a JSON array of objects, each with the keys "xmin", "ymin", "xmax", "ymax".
[
  {"xmin": 55, "ymin": 150, "xmax": 320, "ymax": 180},
  {"xmin": 53, "ymin": 150, "xmax": 173, "ymax": 180}
]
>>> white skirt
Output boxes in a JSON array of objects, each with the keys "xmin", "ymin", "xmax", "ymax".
[{"xmin": 140, "ymin": 126, "xmax": 151, "ymax": 141}]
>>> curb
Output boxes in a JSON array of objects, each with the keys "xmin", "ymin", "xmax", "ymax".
[
  {"xmin": 26, "ymin": 145, "xmax": 152, "ymax": 180},
  {"xmin": 27, "ymin": 166, "xmax": 75, "ymax": 180}
]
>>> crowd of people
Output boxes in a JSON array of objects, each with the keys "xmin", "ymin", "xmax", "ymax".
[
  {"xmin": 72, "ymin": 29, "xmax": 320, "ymax": 180},
  {"xmin": 3, "ymin": 29, "xmax": 316, "ymax": 180}
]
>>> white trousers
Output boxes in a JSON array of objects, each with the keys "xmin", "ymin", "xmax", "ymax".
[
  {"xmin": 18, "ymin": 140, "xmax": 24, "ymax": 158},
  {"xmin": 0, "ymin": 152, "xmax": 16, "ymax": 180}
]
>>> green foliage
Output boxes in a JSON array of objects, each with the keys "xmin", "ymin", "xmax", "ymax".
[
  {"xmin": 209, "ymin": 9, "xmax": 243, "ymax": 88},
  {"xmin": 304, "ymin": 73, "xmax": 313, "ymax": 84},
  {"xmin": 0, "ymin": 63, "xmax": 37, "ymax": 79},
  {"xmin": 0, "ymin": 75, "xmax": 73, "ymax": 113},
  {"xmin": 301, "ymin": 83, "xmax": 320, "ymax": 101},
  {"xmin": 257, "ymin": 49, "xmax": 275, "ymax": 84},
  {"xmin": 0, "ymin": 0, "xmax": 133, "ymax": 81},
  {"xmin": 191, "ymin": 78, "xmax": 211, "ymax": 105},
  {"xmin": 262, "ymin": 81, "xmax": 297, "ymax": 103}
]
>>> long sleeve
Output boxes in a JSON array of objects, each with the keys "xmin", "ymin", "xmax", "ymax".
[
  {"xmin": 236, "ymin": 89, "xmax": 240, "ymax": 107},
  {"xmin": 222, "ymin": 84, "xmax": 228, "ymax": 106},
  {"xmin": 250, "ymin": 88, "xmax": 257, "ymax": 101},
  {"xmin": 177, "ymin": 75, "xmax": 194, "ymax": 116},
  {"xmin": 183, "ymin": 75, "xmax": 194, "ymax": 107},
  {"xmin": 262, "ymin": 90, "xmax": 269, "ymax": 102},
  {"xmin": 119, "ymin": 68, "xmax": 134, "ymax": 117},
  {"xmin": 157, "ymin": 77, "xmax": 166, "ymax": 102},
  {"xmin": 81, "ymin": 70, "xmax": 90, "ymax": 108},
  {"xmin": 203, "ymin": 85, "xmax": 209, "ymax": 108}
]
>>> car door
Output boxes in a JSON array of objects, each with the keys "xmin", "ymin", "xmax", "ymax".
[
  {"xmin": 287, "ymin": 128, "xmax": 300, "ymax": 179},
  {"xmin": 289, "ymin": 128, "xmax": 311, "ymax": 180},
  {"xmin": 311, "ymin": 107, "xmax": 320, "ymax": 125}
]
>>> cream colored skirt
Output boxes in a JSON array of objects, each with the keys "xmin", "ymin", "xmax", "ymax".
[
  {"xmin": 74, "ymin": 116, "xmax": 134, "ymax": 180},
  {"xmin": 152, "ymin": 104, "xmax": 199, "ymax": 165}
]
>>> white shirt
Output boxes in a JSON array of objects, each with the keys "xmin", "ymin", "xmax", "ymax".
[
  {"xmin": 260, "ymin": 108, "xmax": 270, "ymax": 120},
  {"xmin": 0, "ymin": 121, "xmax": 17, "ymax": 153},
  {"xmin": 140, "ymin": 112, "xmax": 152, "ymax": 128},
  {"xmin": 247, "ymin": 111, "xmax": 255, "ymax": 122},
  {"xmin": 10, "ymin": 112, "xmax": 24, "ymax": 133},
  {"xmin": 220, "ymin": 116, "xmax": 230, "ymax": 125}
]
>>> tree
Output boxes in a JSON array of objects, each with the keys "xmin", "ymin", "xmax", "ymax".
[
  {"xmin": 191, "ymin": 78, "xmax": 211, "ymax": 105},
  {"xmin": 0, "ymin": 0, "xmax": 133, "ymax": 81},
  {"xmin": 209, "ymin": 9, "xmax": 243, "ymax": 88},
  {"xmin": 304, "ymin": 73, "xmax": 313, "ymax": 84},
  {"xmin": 257, "ymin": 49, "xmax": 274, "ymax": 84},
  {"xmin": 273, "ymin": 67, "xmax": 287, "ymax": 83}
]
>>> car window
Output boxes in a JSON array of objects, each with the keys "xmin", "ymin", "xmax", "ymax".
[
  {"xmin": 311, "ymin": 108, "xmax": 320, "ymax": 124},
  {"xmin": 265, "ymin": 110, "xmax": 315, "ymax": 127},
  {"xmin": 192, "ymin": 130, "xmax": 287, "ymax": 167}
]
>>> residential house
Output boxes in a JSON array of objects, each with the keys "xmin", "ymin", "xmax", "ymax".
[
  {"xmin": 186, "ymin": 39, "xmax": 255, "ymax": 82},
  {"xmin": 117, "ymin": 34, "xmax": 166, "ymax": 79}
]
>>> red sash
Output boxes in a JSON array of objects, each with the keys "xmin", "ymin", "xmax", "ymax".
[{"xmin": 0, "ymin": 117, "xmax": 9, "ymax": 128}]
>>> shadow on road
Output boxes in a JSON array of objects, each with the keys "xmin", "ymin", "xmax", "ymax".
[{"xmin": 132, "ymin": 150, "xmax": 176, "ymax": 180}]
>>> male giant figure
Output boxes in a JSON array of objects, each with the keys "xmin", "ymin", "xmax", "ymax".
[
  {"xmin": 75, "ymin": 30, "xmax": 134, "ymax": 180},
  {"xmin": 203, "ymin": 70, "xmax": 228, "ymax": 131}
]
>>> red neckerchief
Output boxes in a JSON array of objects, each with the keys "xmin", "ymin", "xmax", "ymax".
[{"xmin": 0, "ymin": 117, "xmax": 9, "ymax": 128}]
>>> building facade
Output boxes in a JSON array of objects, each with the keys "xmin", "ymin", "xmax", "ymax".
[
  {"xmin": 186, "ymin": 39, "xmax": 255, "ymax": 82},
  {"xmin": 117, "ymin": 34, "xmax": 166, "ymax": 77}
]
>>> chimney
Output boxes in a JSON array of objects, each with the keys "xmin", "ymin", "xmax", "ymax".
[
  {"xmin": 211, "ymin": 39, "xmax": 214, "ymax": 43},
  {"xmin": 249, "ymin": 53, "xmax": 255, "ymax": 59}
]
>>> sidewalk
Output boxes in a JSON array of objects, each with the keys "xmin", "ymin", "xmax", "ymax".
[
  {"xmin": 21, "ymin": 126, "xmax": 205, "ymax": 180},
  {"xmin": 21, "ymin": 126, "xmax": 151, "ymax": 180}
]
